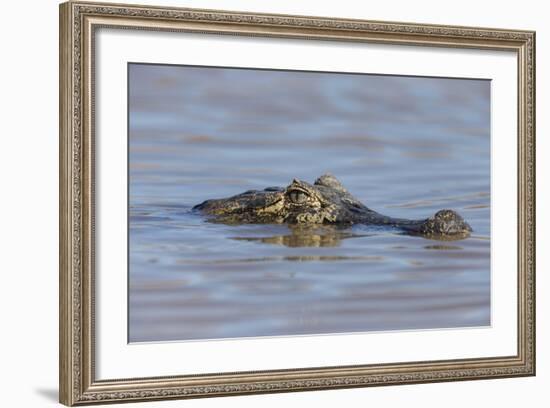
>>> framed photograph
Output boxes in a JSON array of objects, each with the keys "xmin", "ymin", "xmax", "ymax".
[{"xmin": 59, "ymin": 1, "xmax": 536, "ymax": 405}]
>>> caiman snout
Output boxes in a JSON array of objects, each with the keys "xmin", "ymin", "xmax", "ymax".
[{"xmin": 192, "ymin": 188, "xmax": 283, "ymax": 215}]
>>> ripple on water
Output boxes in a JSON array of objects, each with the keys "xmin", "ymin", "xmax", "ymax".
[
  {"xmin": 128, "ymin": 103, "xmax": 490, "ymax": 341},
  {"xmin": 129, "ymin": 205, "xmax": 490, "ymax": 342}
]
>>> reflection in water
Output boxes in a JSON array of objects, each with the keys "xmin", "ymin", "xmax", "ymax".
[
  {"xmin": 179, "ymin": 254, "xmax": 385, "ymax": 264},
  {"xmin": 231, "ymin": 225, "xmax": 370, "ymax": 247},
  {"xmin": 129, "ymin": 207, "xmax": 490, "ymax": 342},
  {"xmin": 424, "ymin": 245, "xmax": 463, "ymax": 250}
]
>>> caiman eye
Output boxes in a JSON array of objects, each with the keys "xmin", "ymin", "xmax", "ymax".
[{"xmin": 287, "ymin": 189, "xmax": 309, "ymax": 204}]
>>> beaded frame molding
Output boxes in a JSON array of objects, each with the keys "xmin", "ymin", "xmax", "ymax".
[{"xmin": 59, "ymin": 1, "xmax": 535, "ymax": 405}]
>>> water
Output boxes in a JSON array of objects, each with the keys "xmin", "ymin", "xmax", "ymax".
[{"xmin": 128, "ymin": 64, "xmax": 491, "ymax": 342}]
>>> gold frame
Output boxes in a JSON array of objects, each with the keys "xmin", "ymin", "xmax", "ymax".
[{"xmin": 59, "ymin": 1, "xmax": 536, "ymax": 405}]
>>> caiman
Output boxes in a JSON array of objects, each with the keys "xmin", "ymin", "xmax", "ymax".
[{"xmin": 193, "ymin": 174, "xmax": 472, "ymax": 239}]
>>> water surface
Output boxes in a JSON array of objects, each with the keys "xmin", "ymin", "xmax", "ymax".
[{"xmin": 128, "ymin": 64, "xmax": 491, "ymax": 342}]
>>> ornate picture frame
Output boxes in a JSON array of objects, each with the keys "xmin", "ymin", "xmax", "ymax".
[{"xmin": 59, "ymin": 1, "xmax": 535, "ymax": 405}]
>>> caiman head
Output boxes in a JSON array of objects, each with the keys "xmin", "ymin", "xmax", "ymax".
[
  {"xmin": 193, "ymin": 174, "xmax": 367, "ymax": 224},
  {"xmin": 193, "ymin": 173, "xmax": 473, "ymax": 240}
]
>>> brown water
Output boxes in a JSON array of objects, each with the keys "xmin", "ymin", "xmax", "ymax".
[{"xmin": 128, "ymin": 64, "xmax": 490, "ymax": 342}]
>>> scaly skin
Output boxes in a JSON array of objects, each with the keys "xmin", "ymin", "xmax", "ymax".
[{"xmin": 193, "ymin": 174, "xmax": 472, "ymax": 240}]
